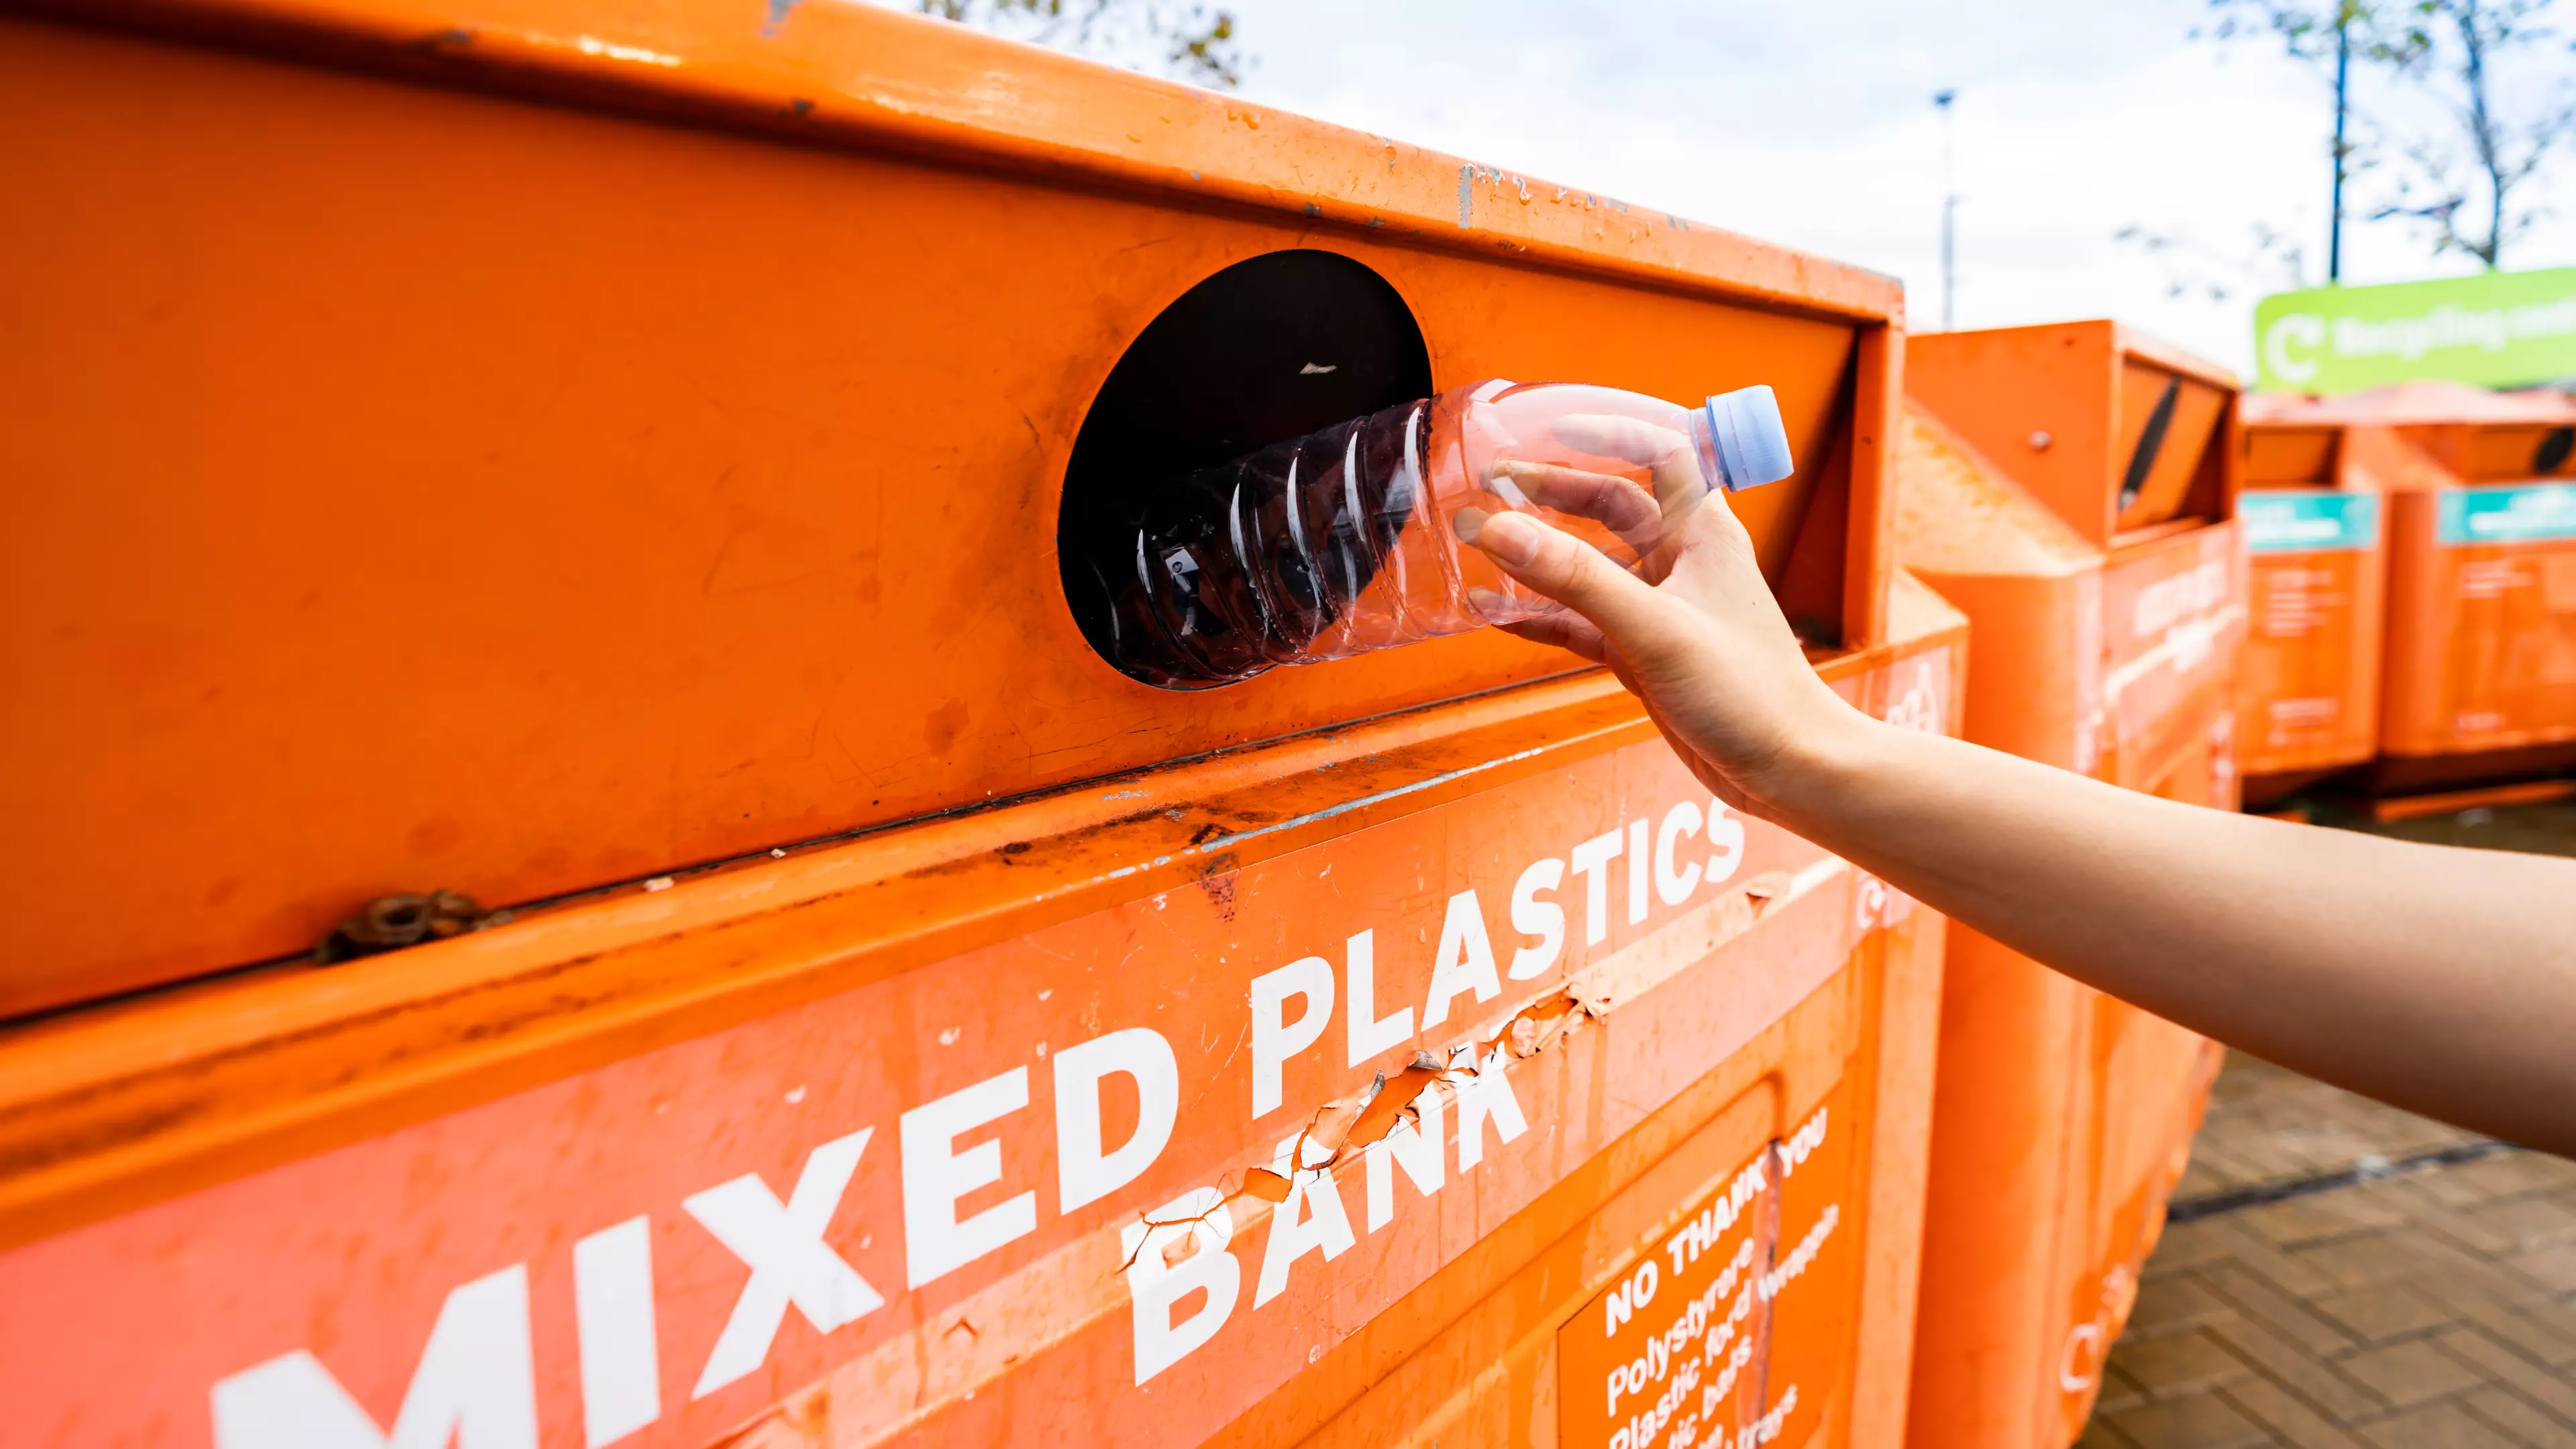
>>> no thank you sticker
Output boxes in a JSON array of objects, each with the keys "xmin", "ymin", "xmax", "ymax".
[{"xmin": 1556, "ymin": 1073, "xmax": 1859, "ymax": 1449}]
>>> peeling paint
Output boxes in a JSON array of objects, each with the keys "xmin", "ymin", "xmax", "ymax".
[
  {"xmin": 1122, "ymin": 982, "xmax": 1601, "ymax": 1273},
  {"xmin": 574, "ymin": 35, "xmax": 682, "ymax": 66}
]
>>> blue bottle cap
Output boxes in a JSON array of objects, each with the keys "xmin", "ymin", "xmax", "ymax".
[{"xmin": 1702, "ymin": 384, "xmax": 1795, "ymax": 492}]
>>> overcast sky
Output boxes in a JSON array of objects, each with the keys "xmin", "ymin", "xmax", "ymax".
[{"xmin": 916, "ymin": 0, "xmax": 2576, "ymax": 376}]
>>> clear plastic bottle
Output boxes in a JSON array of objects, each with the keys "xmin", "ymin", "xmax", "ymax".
[{"xmin": 1090, "ymin": 380, "xmax": 1794, "ymax": 688}]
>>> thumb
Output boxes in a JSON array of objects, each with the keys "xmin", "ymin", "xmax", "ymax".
[{"xmin": 1476, "ymin": 511, "xmax": 1674, "ymax": 657}]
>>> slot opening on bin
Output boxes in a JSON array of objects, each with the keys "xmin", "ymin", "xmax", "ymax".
[{"xmin": 1057, "ymin": 250, "xmax": 1434, "ymax": 690}]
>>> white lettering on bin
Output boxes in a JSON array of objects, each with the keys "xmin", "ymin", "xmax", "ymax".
[
  {"xmin": 1420, "ymin": 888, "xmax": 1501, "ymax": 1028},
  {"xmin": 572, "ymin": 1217, "xmax": 660, "ymax": 1446},
  {"xmin": 900, "ymin": 1072, "xmax": 1038, "ymax": 1290},
  {"xmin": 1705, "ymin": 801, "xmax": 1745, "ymax": 885},
  {"xmin": 1507, "ymin": 856, "xmax": 1567, "ymax": 979},
  {"xmin": 1654, "ymin": 802, "xmax": 1704, "ymax": 906},
  {"xmin": 1570, "ymin": 828, "xmax": 1625, "ymax": 945},
  {"xmin": 688, "ymin": 1128, "xmax": 884, "ymax": 1397},
  {"xmin": 1254, "ymin": 1140, "xmax": 1356, "ymax": 1307},
  {"xmin": 1250, "ymin": 954, "xmax": 1334, "ymax": 1118},
  {"xmin": 1122, "ymin": 1187, "xmax": 1240, "ymax": 1385},
  {"xmin": 1627, "ymin": 819, "xmax": 1652, "ymax": 924},
  {"xmin": 1363, "ymin": 1086, "xmax": 1445, "ymax": 1232},
  {"xmin": 1055, "ymin": 1027, "xmax": 1181, "ymax": 1214},
  {"xmin": 211, "ymin": 1265, "xmax": 537, "ymax": 1449},
  {"xmin": 1342, "ymin": 928, "xmax": 1414, "ymax": 1065}
]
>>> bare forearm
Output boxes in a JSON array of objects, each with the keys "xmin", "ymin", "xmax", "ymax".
[
  {"xmin": 1462, "ymin": 500, "xmax": 2576, "ymax": 1153},
  {"xmin": 1771, "ymin": 717, "xmax": 2576, "ymax": 1155}
]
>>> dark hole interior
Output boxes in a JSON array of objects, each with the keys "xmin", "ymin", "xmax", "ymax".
[
  {"xmin": 1058, "ymin": 250, "xmax": 1435, "ymax": 689},
  {"xmin": 2536, "ymin": 427, "xmax": 2574, "ymax": 476},
  {"xmin": 2118, "ymin": 374, "xmax": 2182, "ymax": 514}
]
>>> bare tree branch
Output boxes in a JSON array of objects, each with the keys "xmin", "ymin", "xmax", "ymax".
[
  {"xmin": 2202, "ymin": 0, "xmax": 2571, "ymax": 269},
  {"xmin": 919, "ymin": 0, "xmax": 1249, "ymax": 87}
]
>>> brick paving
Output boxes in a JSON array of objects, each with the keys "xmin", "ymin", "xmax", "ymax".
[
  {"xmin": 2080, "ymin": 1054, "xmax": 2576, "ymax": 1448},
  {"xmin": 2080, "ymin": 797, "xmax": 2576, "ymax": 1448}
]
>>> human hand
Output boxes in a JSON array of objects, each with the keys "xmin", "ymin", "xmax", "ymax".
[{"xmin": 1472, "ymin": 496, "xmax": 1868, "ymax": 821}]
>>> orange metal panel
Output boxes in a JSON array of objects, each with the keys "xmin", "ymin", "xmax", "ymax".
[
  {"xmin": 2242, "ymin": 424, "xmax": 2339, "ymax": 486},
  {"xmin": 2235, "ymin": 422, "xmax": 2395, "ymax": 785},
  {"xmin": 1894, "ymin": 327, "xmax": 2243, "ymax": 1449},
  {"xmin": 1, "ymin": 5, "xmax": 1902, "ymax": 1017},
  {"xmin": 2098, "ymin": 526, "xmax": 2247, "ymax": 798},
  {"xmin": 0, "ymin": 620, "xmax": 1964, "ymax": 1449},
  {"xmin": 2240, "ymin": 541, "xmax": 2386, "ymax": 779},
  {"xmin": 2381, "ymin": 488, "xmax": 2576, "ymax": 758},
  {"xmin": 1903, "ymin": 321, "xmax": 2237, "ymax": 551}
]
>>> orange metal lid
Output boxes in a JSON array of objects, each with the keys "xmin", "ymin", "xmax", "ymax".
[{"xmin": 1905, "ymin": 319, "xmax": 2241, "ymax": 547}]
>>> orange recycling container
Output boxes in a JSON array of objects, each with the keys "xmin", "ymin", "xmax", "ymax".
[
  {"xmin": 2231, "ymin": 407, "xmax": 2395, "ymax": 801},
  {"xmin": 1892, "ymin": 322, "xmax": 2241, "ymax": 1449},
  {"xmin": 2247, "ymin": 384, "xmax": 2576, "ymax": 794},
  {"xmin": 2, "ymin": 4, "xmax": 1966, "ymax": 1446}
]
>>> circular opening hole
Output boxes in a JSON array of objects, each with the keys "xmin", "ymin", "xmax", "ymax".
[
  {"xmin": 1059, "ymin": 250, "xmax": 1433, "ymax": 689},
  {"xmin": 2534, "ymin": 426, "xmax": 2573, "ymax": 476}
]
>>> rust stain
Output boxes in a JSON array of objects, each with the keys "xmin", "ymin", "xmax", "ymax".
[
  {"xmin": 407, "ymin": 25, "xmax": 474, "ymax": 52},
  {"xmin": 1193, "ymin": 871, "xmax": 1239, "ymax": 923},
  {"xmin": 923, "ymin": 699, "xmax": 969, "ymax": 755}
]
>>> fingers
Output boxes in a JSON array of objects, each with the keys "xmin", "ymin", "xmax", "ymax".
[
  {"xmin": 1474, "ymin": 511, "xmax": 1676, "ymax": 659},
  {"xmin": 1665, "ymin": 485, "xmax": 1761, "ymax": 578},
  {"xmin": 1489, "ymin": 460, "xmax": 1660, "ymax": 543},
  {"xmin": 1496, "ymin": 609, "xmax": 1609, "ymax": 663},
  {"xmin": 1548, "ymin": 413, "xmax": 1684, "ymax": 466},
  {"xmin": 1550, "ymin": 413, "xmax": 1708, "ymax": 508},
  {"xmin": 1453, "ymin": 504, "xmax": 1492, "ymax": 547}
]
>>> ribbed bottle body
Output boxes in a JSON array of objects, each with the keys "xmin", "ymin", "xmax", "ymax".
[{"xmin": 1097, "ymin": 379, "xmax": 1784, "ymax": 687}]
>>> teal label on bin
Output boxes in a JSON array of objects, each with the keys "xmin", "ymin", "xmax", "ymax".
[
  {"xmin": 2436, "ymin": 482, "xmax": 2576, "ymax": 546},
  {"xmin": 2241, "ymin": 490, "xmax": 2379, "ymax": 554}
]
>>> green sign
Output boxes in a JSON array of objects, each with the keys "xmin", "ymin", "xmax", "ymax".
[
  {"xmin": 2436, "ymin": 482, "xmax": 2576, "ymax": 546},
  {"xmin": 2241, "ymin": 490, "xmax": 2379, "ymax": 554},
  {"xmin": 2254, "ymin": 266, "xmax": 2576, "ymax": 394}
]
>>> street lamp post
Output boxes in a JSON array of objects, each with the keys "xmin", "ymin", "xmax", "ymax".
[
  {"xmin": 1935, "ymin": 89, "xmax": 1958, "ymax": 331},
  {"xmin": 2329, "ymin": 10, "xmax": 2349, "ymax": 284}
]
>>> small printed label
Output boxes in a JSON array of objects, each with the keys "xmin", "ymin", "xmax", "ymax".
[
  {"xmin": 2239, "ymin": 490, "xmax": 2379, "ymax": 554},
  {"xmin": 2437, "ymin": 482, "xmax": 2576, "ymax": 546}
]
